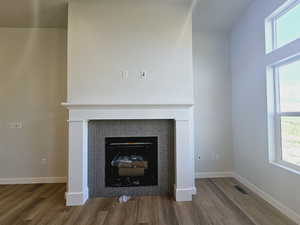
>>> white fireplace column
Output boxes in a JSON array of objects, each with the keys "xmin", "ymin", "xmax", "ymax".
[
  {"xmin": 174, "ymin": 119, "xmax": 196, "ymax": 201},
  {"xmin": 62, "ymin": 104, "xmax": 196, "ymax": 206},
  {"xmin": 66, "ymin": 120, "xmax": 89, "ymax": 206}
]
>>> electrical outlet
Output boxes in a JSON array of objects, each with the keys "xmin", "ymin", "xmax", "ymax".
[
  {"xmin": 8, "ymin": 122, "xmax": 22, "ymax": 129},
  {"xmin": 41, "ymin": 158, "xmax": 47, "ymax": 165},
  {"xmin": 139, "ymin": 71, "xmax": 147, "ymax": 80}
]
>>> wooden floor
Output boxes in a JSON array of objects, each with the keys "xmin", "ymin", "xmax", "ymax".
[{"xmin": 0, "ymin": 178, "xmax": 297, "ymax": 225}]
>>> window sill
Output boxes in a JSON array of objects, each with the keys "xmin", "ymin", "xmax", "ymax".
[{"xmin": 270, "ymin": 161, "xmax": 300, "ymax": 176}]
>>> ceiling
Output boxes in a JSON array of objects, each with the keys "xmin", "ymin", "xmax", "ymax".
[
  {"xmin": 0, "ymin": 0, "xmax": 68, "ymax": 28},
  {"xmin": 0, "ymin": 0, "xmax": 251, "ymax": 31},
  {"xmin": 192, "ymin": 0, "xmax": 252, "ymax": 32}
]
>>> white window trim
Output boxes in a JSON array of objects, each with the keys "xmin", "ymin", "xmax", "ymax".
[
  {"xmin": 265, "ymin": 0, "xmax": 300, "ymax": 53},
  {"xmin": 267, "ymin": 55, "xmax": 300, "ymax": 173}
]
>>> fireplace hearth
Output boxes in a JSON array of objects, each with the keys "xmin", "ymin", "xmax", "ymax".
[{"xmin": 105, "ymin": 137, "xmax": 158, "ymax": 187}]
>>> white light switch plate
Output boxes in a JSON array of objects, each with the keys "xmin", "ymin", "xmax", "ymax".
[
  {"xmin": 121, "ymin": 70, "xmax": 129, "ymax": 79},
  {"xmin": 8, "ymin": 122, "xmax": 22, "ymax": 129}
]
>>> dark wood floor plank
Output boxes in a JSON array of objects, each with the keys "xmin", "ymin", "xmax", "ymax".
[
  {"xmin": 60, "ymin": 206, "xmax": 85, "ymax": 225},
  {"xmin": 0, "ymin": 184, "xmax": 40, "ymax": 208},
  {"xmin": 24, "ymin": 184, "xmax": 66, "ymax": 225},
  {"xmin": 83, "ymin": 198, "xmax": 110, "ymax": 225},
  {"xmin": 22, "ymin": 184, "xmax": 65, "ymax": 221},
  {"xmin": 0, "ymin": 184, "xmax": 56, "ymax": 224},
  {"xmin": 193, "ymin": 179, "xmax": 255, "ymax": 225},
  {"xmin": 211, "ymin": 178, "xmax": 297, "ymax": 225},
  {"xmin": 157, "ymin": 196, "xmax": 179, "ymax": 225},
  {"xmin": 173, "ymin": 201, "xmax": 200, "ymax": 225},
  {"xmin": 101, "ymin": 199, "xmax": 128, "ymax": 225},
  {"xmin": 0, "ymin": 184, "xmax": 20, "ymax": 198},
  {"xmin": 136, "ymin": 196, "xmax": 159, "ymax": 225},
  {"xmin": 0, "ymin": 178, "xmax": 297, "ymax": 225}
]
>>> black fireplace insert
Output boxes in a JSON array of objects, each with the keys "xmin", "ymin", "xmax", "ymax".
[{"xmin": 105, "ymin": 137, "xmax": 158, "ymax": 187}]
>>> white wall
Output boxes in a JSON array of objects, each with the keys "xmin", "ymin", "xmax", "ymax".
[
  {"xmin": 68, "ymin": 0, "xmax": 233, "ymax": 175},
  {"xmin": 193, "ymin": 31, "xmax": 233, "ymax": 175},
  {"xmin": 0, "ymin": 28, "xmax": 67, "ymax": 180},
  {"xmin": 68, "ymin": 0, "xmax": 193, "ymax": 105},
  {"xmin": 231, "ymin": 0, "xmax": 300, "ymax": 216}
]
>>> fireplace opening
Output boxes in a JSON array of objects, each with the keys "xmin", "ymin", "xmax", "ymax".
[{"xmin": 105, "ymin": 137, "xmax": 158, "ymax": 187}]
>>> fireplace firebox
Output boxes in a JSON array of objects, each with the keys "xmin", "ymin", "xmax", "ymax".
[{"xmin": 105, "ymin": 137, "xmax": 158, "ymax": 187}]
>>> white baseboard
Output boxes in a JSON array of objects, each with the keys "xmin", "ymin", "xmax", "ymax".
[
  {"xmin": 195, "ymin": 171, "xmax": 234, "ymax": 179},
  {"xmin": 0, "ymin": 177, "xmax": 67, "ymax": 184},
  {"xmin": 174, "ymin": 185, "xmax": 197, "ymax": 202},
  {"xmin": 233, "ymin": 173, "xmax": 300, "ymax": 225},
  {"xmin": 66, "ymin": 188, "xmax": 89, "ymax": 206}
]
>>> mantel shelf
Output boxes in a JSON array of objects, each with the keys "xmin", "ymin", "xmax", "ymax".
[{"xmin": 61, "ymin": 103, "xmax": 194, "ymax": 109}]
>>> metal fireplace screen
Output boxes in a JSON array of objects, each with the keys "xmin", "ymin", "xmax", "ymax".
[{"xmin": 105, "ymin": 137, "xmax": 158, "ymax": 187}]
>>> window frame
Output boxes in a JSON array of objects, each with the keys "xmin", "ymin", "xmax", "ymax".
[
  {"xmin": 269, "ymin": 56, "xmax": 300, "ymax": 172},
  {"xmin": 265, "ymin": 0, "xmax": 300, "ymax": 53}
]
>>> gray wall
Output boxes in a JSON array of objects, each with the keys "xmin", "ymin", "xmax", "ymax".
[
  {"xmin": 0, "ymin": 2, "xmax": 236, "ymax": 183},
  {"xmin": 0, "ymin": 28, "xmax": 67, "ymax": 180},
  {"xmin": 231, "ymin": 0, "xmax": 300, "ymax": 216},
  {"xmin": 193, "ymin": 31, "xmax": 234, "ymax": 175}
]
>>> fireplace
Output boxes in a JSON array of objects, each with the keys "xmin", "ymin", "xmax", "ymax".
[
  {"xmin": 105, "ymin": 137, "xmax": 158, "ymax": 187},
  {"xmin": 62, "ymin": 103, "xmax": 196, "ymax": 206},
  {"xmin": 88, "ymin": 120, "xmax": 172, "ymax": 198}
]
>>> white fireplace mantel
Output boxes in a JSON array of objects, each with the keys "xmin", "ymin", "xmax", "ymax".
[{"xmin": 62, "ymin": 103, "xmax": 196, "ymax": 206}]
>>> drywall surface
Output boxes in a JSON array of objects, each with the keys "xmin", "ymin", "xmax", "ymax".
[
  {"xmin": 231, "ymin": 0, "xmax": 300, "ymax": 215},
  {"xmin": 68, "ymin": 0, "xmax": 193, "ymax": 105},
  {"xmin": 193, "ymin": 31, "xmax": 233, "ymax": 174},
  {"xmin": 0, "ymin": 28, "xmax": 67, "ymax": 179}
]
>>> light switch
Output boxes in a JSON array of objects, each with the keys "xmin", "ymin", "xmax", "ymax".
[
  {"xmin": 140, "ymin": 71, "xmax": 147, "ymax": 79},
  {"xmin": 15, "ymin": 122, "xmax": 22, "ymax": 129},
  {"xmin": 121, "ymin": 71, "xmax": 129, "ymax": 79}
]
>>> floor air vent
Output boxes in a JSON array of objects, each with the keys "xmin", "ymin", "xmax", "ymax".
[{"xmin": 234, "ymin": 185, "xmax": 248, "ymax": 195}]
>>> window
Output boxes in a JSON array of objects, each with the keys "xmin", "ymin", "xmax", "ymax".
[
  {"xmin": 267, "ymin": 0, "xmax": 300, "ymax": 173},
  {"xmin": 265, "ymin": 0, "xmax": 300, "ymax": 53},
  {"xmin": 269, "ymin": 57, "xmax": 300, "ymax": 170}
]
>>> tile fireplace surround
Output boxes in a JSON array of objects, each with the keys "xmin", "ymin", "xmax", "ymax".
[{"xmin": 62, "ymin": 103, "xmax": 196, "ymax": 206}]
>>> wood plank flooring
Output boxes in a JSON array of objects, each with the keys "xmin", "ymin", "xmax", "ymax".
[{"xmin": 0, "ymin": 178, "xmax": 297, "ymax": 225}]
